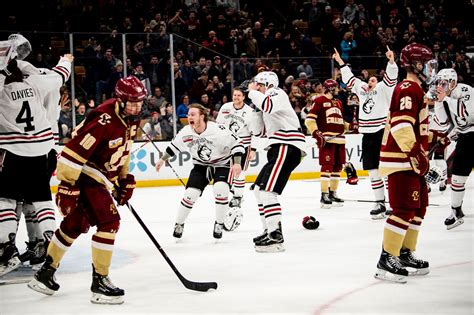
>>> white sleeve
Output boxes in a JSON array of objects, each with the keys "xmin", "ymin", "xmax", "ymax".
[
  {"xmin": 382, "ymin": 62, "xmax": 398, "ymax": 87},
  {"xmin": 248, "ymin": 109, "xmax": 265, "ymax": 137},
  {"xmin": 434, "ymin": 100, "xmax": 451, "ymax": 127},
  {"xmin": 340, "ymin": 65, "xmax": 367, "ymax": 95},
  {"xmin": 226, "ymin": 130, "xmax": 245, "ymax": 155},
  {"xmin": 167, "ymin": 127, "xmax": 188, "ymax": 155},
  {"xmin": 216, "ymin": 106, "xmax": 226, "ymax": 124}
]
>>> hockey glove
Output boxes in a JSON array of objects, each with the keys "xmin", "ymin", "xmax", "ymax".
[
  {"xmin": 312, "ymin": 130, "xmax": 326, "ymax": 148},
  {"xmin": 113, "ymin": 174, "xmax": 136, "ymax": 206},
  {"xmin": 344, "ymin": 162, "xmax": 359, "ymax": 185},
  {"xmin": 55, "ymin": 182, "xmax": 80, "ymax": 216},
  {"xmin": 348, "ymin": 121, "xmax": 359, "ymax": 133},
  {"xmin": 408, "ymin": 143, "xmax": 429, "ymax": 176}
]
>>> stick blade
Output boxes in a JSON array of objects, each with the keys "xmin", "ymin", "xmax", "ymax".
[{"xmin": 182, "ymin": 278, "xmax": 218, "ymax": 292}]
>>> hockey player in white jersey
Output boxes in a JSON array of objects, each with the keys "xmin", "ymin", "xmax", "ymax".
[
  {"xmin": 334, "ymin": 46, "xmax": 398, "ymax": 219},
  {"xmin": 434, "ymin": 68, "xmax": 474, "ymax": 230},
  {"xmin": 216, "ymin": 87, "xmax": 256, "ymax": 230},
  {"xmin": 0, "ymin": 37, "xmax": 72, "ymax": 276},
  {"xmin": 247, "ymin": 71, "xmax": 307, "ymax": 252},
  {"xmin": 156, "ymin": 104, "xmax": 245, "ymax": 240}
]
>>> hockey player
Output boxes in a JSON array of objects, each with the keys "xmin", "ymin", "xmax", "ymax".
[
  {"xmin": 375, "ymin": 43, "xmax": 435, "ymax": 283},
  {"xmin": 247, "ymin": 71, "xmax": 307, "ymax": 252},
  {"xmin": 155, "ymin": 104, "xmax": 244, "ymax": 240},
  {"xmin": 333, "ymin": 46, "xmax": 398, "ymax": 219},
  {"xmin": 305, "ymin": 79, "xmax": 358, "ymax": 208},
  {"xmin": 0, "ymin": 38, "xmax": 72, "ymax": 277},
  {"xmin": 216, "ymin": 87, "xmax": 256, "ymax": 218},
  {"xmin": 28, "ymin": 76, "xmax": 146, "ymax": 304},
  {"xmin": 434, "ymin": 68, "xmax": 474, "ymax": 230}
]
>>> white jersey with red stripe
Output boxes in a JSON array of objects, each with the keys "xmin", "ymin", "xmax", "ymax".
[
  {"xmin": 216, "ymin": 101, "xmax": 254, "ymax": 148},
  {"xmin": 17, "ymin": 60, "xmax": 64, "ymax": 144},
  {"xmin": 0, "ymin": 58, "xmax": 71, "ymax": 156},
  {"xmin": 434, "ymin": 83, "xmax": 474, "ymax": 135},
  {"xmin": 167, "ymin": 121, "xmax": 245, "ymax": 167},
  {"xmin": 341, "ymin": 62, "xmax": 398, "ymax": 134},
  {"xmin": 248, "ymin": 87, "xmax": 307, "ymax": 156}
]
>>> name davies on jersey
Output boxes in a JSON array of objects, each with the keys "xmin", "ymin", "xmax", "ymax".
[{"xmin": 11, "ymin": 88, "xmax": 34, "ymax": 100}]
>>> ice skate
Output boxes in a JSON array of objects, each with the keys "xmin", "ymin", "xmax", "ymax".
[
  {"xmin": 173, "ymin": 223, "xmax": 184, "ymax": 239},
  {"xmin": 255, "ymin": 228, "xmax": 285, "ymax": 253},
  {"xmin": 374, "ymin": 250, "xmax": 408, "ymax": 283},
  {"xmin": 213, "ymin": 221, "xmax": 224, "ymax": 239},
  {"xmin": 252, "ymin": 230, "xmax": 268, "ymax": 244},
  {"xmin": 19, "ymin": 240, "xmax": 38, "ymax": 264},
  {"xmin": 399, "ymin": 248, "xmax": 429, "ymax": 276},
  {"xmin": 0, "ymin": 239, "xmax": 21, "ymax": 276},
  {"xmin": 27, "ymin": 256, "xmax": 60, "ymax": 295},
  {"xmin": 439, "ymin": 179, "xmax": 447, "ymax": 192},
  {"xmin": 329, "ymin": 190, "xmax": 344, "ymax": 207},
  {"xmin": 444, "ymin": 206, "xmax": 465, "ymax": 230},
  {"xmin": 90, "ymin": 265, "xmax": 124, "ymax": 305},
  {"xmin": 320, "ymin": 192, "xmax": 332, "ymax": 209},
  {"xmin": 370, "ymin": 201, "xmax": 387, "ymax": 220}
]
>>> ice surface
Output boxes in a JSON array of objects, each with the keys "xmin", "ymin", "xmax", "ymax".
[{"xmin": 1, "ymin": 176, "xmax": 473, "ymax": 314}]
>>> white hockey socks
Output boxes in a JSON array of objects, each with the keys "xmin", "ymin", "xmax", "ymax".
[
  {"xmin": 0, "ymin": 198, "xmax": 18, "ymax": 243},
  {"xmin": 22, "ymin": 202, "xmax": 39, "ymax": 242},
  {"xmin": 260, "ymin": 190, "xmax": 281, "ymax": 233},
  {"xmin": 176, "ymin": 188, "xmax": 201, "ymax": 224},
  {"xmin": 32, "ymin": 201, "xmax": 56, "ymax": 241},
  {"xmin": 213, "ymin": 181, "xmax": 229, "ymax": 224},
  {"xmin": 253, "ymin": 187, "xmax": 267, "ymax": 230},
  {"xmin": 232, "ymin": 172, "xmax": 246, "ymax": 198},
  {"xmin": 368, "ymin": 169, "xmax": 385, "ymax": 202},
  {"xmin": 451, "ymin": 175, "xmax": 468, "ymax": 208}
]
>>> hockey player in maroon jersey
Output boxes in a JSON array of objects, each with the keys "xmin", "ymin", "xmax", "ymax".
[
  {"xmin": 28, "ymin": 76, "xmax": 147, "ymax": 304},
  {"xmin": 305, "ymin": 79, "xmax": 358, "ymax": 208},
  {"xmin": 375, "ymin": 43, "xmax": 435, "ymax": 283}
]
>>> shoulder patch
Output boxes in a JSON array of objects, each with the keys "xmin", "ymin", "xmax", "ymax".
[
  {"xmin": 323, "ymin": 102, "xmax": 332, "ymax": 107},
  {"xmin": 109, "ymin": 137, "xmax": 123, "ymax": 148}
]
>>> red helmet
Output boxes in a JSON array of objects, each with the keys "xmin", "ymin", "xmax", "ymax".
[
  {"xmin": 400, "ymin": 43, "xmax": 433, "ymax": 68},
  {"xmin": 115, "ymin": 76, "xmax": 147, "ymax": 102},
  {"xmin": 323, "ymin": 79, "xmax": 338, "ymax": 90}
]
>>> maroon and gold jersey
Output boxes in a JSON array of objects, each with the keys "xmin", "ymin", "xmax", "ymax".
[
  {"xmin": 306, "ymin": 95, "xmax": 346, "ymax": 144},
  {"xmin": 379, "ymin": 80, "xmax": 429, "ymax": 176},
  {"xmin": 56, "ymin": 99, "xmax": 140, "ymax": 188}
]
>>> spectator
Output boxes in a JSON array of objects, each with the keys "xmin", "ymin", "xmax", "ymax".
[
  {"xmin": 296, "ymin": 59, "xmax": 314, "ymax": 79},
  {"xmin": 234, "ymin": 53, "xmax": 254, "ymax": 85},
  {"xmin": 142, "ymin": 111, "xmax": 163, "ymax": 140},
  {"xmin": 177, "ymin": 95, "xmax": 190, "ymax": 119},
  {"xmin": 147, "ymin": 87, "xmax": 168, "ymax": 114},
  {"xmin": 340, "ymin": 32, "xmax": 357, "ymax": 62},
  {"xmin": 132, "ymin": 62, "xmax": 152, "ymax": 97}
]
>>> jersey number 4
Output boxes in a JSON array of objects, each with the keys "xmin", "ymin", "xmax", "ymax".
[{"xmin": 16, "ymin": 101, "xmax": 35, "ymax": 132}]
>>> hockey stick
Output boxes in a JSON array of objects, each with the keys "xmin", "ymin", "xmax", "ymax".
[
  {"xmin": 139, "ymin": 126, "xmax": 186, "ymax": 187},
  {"xmin": 123, "ymin": 199, "xmax": 218, "ymax": 292},
  {"xmin": 343, "ymin": 198, "xmax": 441, "ymax": 207}
]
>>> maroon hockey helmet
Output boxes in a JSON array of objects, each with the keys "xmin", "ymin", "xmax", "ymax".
[
  {"xmin": 115, "ymin": 76, "xmax": 147, "ymax": 102},
  {"xmin": 400, "ymin": 43, "xmax": 433, "ymax": 69},
  {"xmin": 323, "ymin": 79, "xmax": 338, "ymax": 89}
]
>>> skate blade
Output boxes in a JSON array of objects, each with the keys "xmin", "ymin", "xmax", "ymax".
[
  {"xmin": 331, "ymin": 202, "xmax": 344, "ymax": 207},
  {"xmin": 408, "ymin": 267, "xmax": 430, "ymax": 276},
  {"xmin": 91, "ymin": 292, "xmax": 124, "ymax": 305},
  {"xmin": 371, "ymin": 213, "xmax": 386, "ymax": 220},
  {"xmin": 254, "ymin": 243, "xmax": 285, "ymax": 253},
  {"xmin": 374, "ymin": 269, "xmax": 407, "ymax": 284},
  {"xmin": 320, "ymin": 203, "xmax": 332, "ymax": 209},
  {"xmin": 446, "ymin": 218, "xmax": 464, "ymax": 230},
  {"xmin": 27, "ymin": 278, "xmax": 56, "ymax": 295},
  {"xmin": 0, "ymin": 257, "xmax": 21, "ymax": 276}
]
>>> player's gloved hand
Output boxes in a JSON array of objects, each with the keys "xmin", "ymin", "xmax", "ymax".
[
  {"xmin": 438, "ymin": 136, "xmax": 451, "ymax": 149},
  {"xmin": 349, "ymin": 121, "xmax": 359, "ymax": 133},
  {"xmin": 113, "ymin": 174, "xmax": 136, "ymax": 205},
  {"xmin": 408, "ymin": 143, "xmax": 429, "ymax": 176},
  {"xmin": 55, "ymin": 182, "xmax": 80, "ymax": 216},
  {"xmin": 312, "ymin": 130, "xmax": 326, "ymax": 148}
]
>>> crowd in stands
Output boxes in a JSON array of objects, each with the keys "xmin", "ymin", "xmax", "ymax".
[{"xmin": 2, "ymin": 0, "xmax": 472, "ymax": 142}]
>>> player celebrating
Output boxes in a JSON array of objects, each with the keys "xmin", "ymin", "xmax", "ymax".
[
  {"xmin": 305, "ymin": 79, "xmax": 357, "ymax": 208},
  {"xmin": 28, "ymin": 76, "xmax": 146, "ymax": 305},
  {"xmin": 375, "ymin": 43, "xmax": 435, "ymax": 283},
  {"xmin": 0, "ymin": 36, "xmax": 72, "ymax": 276},
  {"xmin": 247, "ymin": 71, "xmax": 307, "ymax": 252},
  {"xmin": 434, "ymin": 68, "xmax": 474, "ymax": 229},
  {"xmin": 334, "ymin": 46, "xmax": 398, "ymax": 219},
  {"xmin": 216, "ymin": 87, "xmax": 256, "ymax": 225},
  {"xmin": 156, "ymin": 104, "xmax": 244, "ymax": 240}
]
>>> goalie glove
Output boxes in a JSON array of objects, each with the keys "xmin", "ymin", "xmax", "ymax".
[
  {"xmin": 312, "ymin": 130, "xmax": 326, "ymax": 148},
  {"xmin": 56, "ymin": 182, "xmax": 80, "ymax": 216},
  {"xmin": 113, "ymin": 174, "xmax": 136, "ymax": 205},
  {"xmin": 408, "ymin": 143, "xmax": 429, "ymax": 176}
]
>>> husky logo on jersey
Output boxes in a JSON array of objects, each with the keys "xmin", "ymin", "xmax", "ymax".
[
  {"xmin": 197, "ymin": 143, "xmax": 212, "ymax": 161},
  {"xmin": 229, "ymin": 120, "xmax": 240, "ymax": 133},
  {"xmin": 362, "ymin": 98, "xmax": 375, "ymax": 114}
]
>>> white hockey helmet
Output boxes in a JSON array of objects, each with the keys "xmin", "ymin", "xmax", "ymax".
[
  {"xmin": 8, "ymin": 34, "xmax": 32, "ymax": 60},
  {"xmin": 436, "ymin": 68, "xmax": 457, "ymax": 91},
  {"xmin": 254, "ymin": 71, "xmax": 279, "ymax": 89}
]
